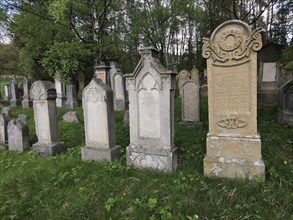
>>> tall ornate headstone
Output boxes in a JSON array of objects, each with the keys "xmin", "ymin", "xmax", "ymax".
[
  {"xmin": 10, "ymin": 79, "xmax": 21, "ymax": 107},
  {"xmin": 55, "ymin": 77, "xmax": 66, "ymax": 107},
  {"xmin": 178, "ymin": 70, "xmax": 190, "ymax": 96},
  {"xmin": 8, "ymin": 119, "xmax": 29, "ymax": 152},
  {"xmin": 22, "ymin": 77, "xmax": 32, "ymax": 108},
  {"xmin": 180, "ymin": 80, "xmax": 201, "ymax": 127},
  {"xmin": 278, "ymin": 79, "xmax": 293, "ymax": 125},
  {"xmin": 65, "ymin": 84, "xmax": 78, "ymax": 109},
  {"xmin": 202, "ymin": 20, "xmax": 265, "ymax": 180},
  {"xmin": 30, "ymin": 81, "xmax": 66, "ymax": 156},
  {"xmin": 81, "ymin": 78, "xmax": 120, "ymax": 161},
  {"xmin": 125, "ymin": 47, "xmax": 177, "ymax": 172}
]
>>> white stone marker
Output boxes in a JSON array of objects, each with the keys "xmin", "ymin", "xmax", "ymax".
[
  {"xmin": 178, "ymin": 70, "xmax": 190, "ymax": 96},
  {"xmin": 0, "ymin": 114, "xmax": 9, "ymax": 148},
  {"xmin": 81, "ymin": 78, "xmax": 120, "ymax": 162},
  {"xmin": 180, "ymin": 80, "xmax": 201, "ymax": 127},
  {"xmin": 4, "ymin": 84, "xmax": 10, "ymax": 101},
  {"xmin": 8, "ymin": 119, "xmax": 29, "ymax": 152},
  {"xmin": 202, "ymin": 20, "xmax": 265, "ymax": 180},
  {"xmin": 22, "ymin": 77, "xmax": 32, "ymax": 108},
  {"xmin": 10, "ymin": 80, "xmax": 21, "ymax": 107},
  {"xmin": 113, "ymin": 69, "xmax": 126, "ymax": 111},
  {"xmin": 125, "ymin": 47, "xmax": 177, "ymax": 172},
  {"xmin": 30, "ymin": 81, "xmax": 66, "ymax": 156},
  {"xmin": 55, "ymin": 77, "xmax": 66, "ymax": 107},
  {"xmin": 65, "ymin": 84, "xmax": 78, "ymax": 109}
]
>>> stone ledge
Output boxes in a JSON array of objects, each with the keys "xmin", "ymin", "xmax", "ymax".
[
  {"xmin": 81, "ymin": 145, "xmax": 121, "ymax": 162},
  {"xmin": 179, "ymin": 120, "xmax": 202, "ymax": 128},
  {"xmin": 32, "ymin": 142, "xmax": 66, "ymax": 156}
]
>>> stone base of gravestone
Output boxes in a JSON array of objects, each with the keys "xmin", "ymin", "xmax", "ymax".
[
  {"xmin": 278, "ymin": 110, "xmax": 293, "ymax": 126},
  {"xmin": 179, "ymin": 120, "xmax": 202, "ymax": 128},
  {"xmin": 56, "ymin": 96, "xmax": 66, "ymax": 107},
  {"xmin": 81, "ymin": 145, "xmax": 121, "ymax": 162},
  {"xmin": 22, "ymin": 98, "xmax": 32, "ymax": 108},
  {"xmin": 32, "ymin": 142, "xmax": 66, "ymax": 156},
  {"xmin": 126, "ymin": 145, "xmax": 178, "ymax": 172},
  {"xmin": 204, "ymin": 135, "xmax": 265, "ymax": 181},
  {"xmin": 66, "ymin": 100, "xmax": 78, "ymax": 109}
]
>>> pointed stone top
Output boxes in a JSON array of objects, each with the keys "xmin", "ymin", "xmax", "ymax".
[{"xmin": 139, "ymin": 47, "xmax": 159, "ymax": 59}]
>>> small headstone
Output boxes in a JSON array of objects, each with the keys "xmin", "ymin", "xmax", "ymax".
[
  {"xmin": 178, "ymin": 70, "xmax": 190, "ymax": 96},
  {"xmin": 0, "ymin": 114, "xmax": 9, "ymax": 148},
  {"xmin": 7, "ymin": 119, "xmax": 29, "ymax": 152},
  {"xmin": 112, "ymin": 68, "xmax": 126, "ymax": 110},
  {"xmin": 22, "ymin": 77, "xmax": 32, "ymax": 108},
  {"xmin": 278, "ymin": 78, "xmax": 293, "ymax": 125},
  {"xmin": 10, "ymin": 80, "xmax": 21, "ymax": 107},
  {"xmin": 125, "ymin": 47, "xmax": 177, "ymax": 172},
  {"xmin": 202, "ymin": 20, "xmax": 265, "ymax": 180},
  {"xmin": 190, "ymin": 66, "xmax": 200, "ymax": 81},
  {"xmin": 81, "ymin": 78, "xmax": 120, "ymax": 162},
  {"xmin": 2, "ymin": 107, "xmax": 11, "ymax": 118},
  {"xmin": 200, "ymin": 85, "xmax": 208, "ymax": 97},
  {"xmin": 30, "ymin": 81, "xmax": 66, "ymax": 156},
  {"xmin": 65, "ymin": 84, "xmax": 78, "ymax": 109},
  {"xmin": 17, "ymin": 114, "xmax": 27, "ymax": 122},
  {"xmin": 4, "ymin": 84, "xmax": 10, "ymax": 101},
  {"xmin": 180, "ymin": 80, "xmax": 201, "ymax": 127},
  {"xmin": 123, "ymin": 110, "xmax": 129, "ymax": 125},
  {"xmin": 63, "ymin": 111, "xmax": 80, "ymax": 123}
]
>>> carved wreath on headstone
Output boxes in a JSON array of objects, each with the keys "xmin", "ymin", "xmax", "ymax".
[
  {"xmin": 202, "ymin": 27, "xmax": 262, "ymax": 62},
  {"xmin": 217, "ymin": 117, "xmax": 247, "ymax": 129}
]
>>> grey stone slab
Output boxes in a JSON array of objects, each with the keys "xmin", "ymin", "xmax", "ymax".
[{"xmin": 8, "ymin": 119, "xmax": 29, "ymax": 152}]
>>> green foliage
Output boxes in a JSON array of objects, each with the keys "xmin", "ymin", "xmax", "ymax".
[
  {"xmin": 281, "ymin": 44, "xmax": 293, "ymax": 70},
  {"xmin": 0, "ymin": 43, "xmax": 20, "ymax": 75}
]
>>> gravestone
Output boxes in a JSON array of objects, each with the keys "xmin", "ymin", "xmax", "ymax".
[
  {"xmin": 112, "ymin": 69, "xmax": 126, "ymax": 111},
  {"xmin": 55, "ymin": 77, "xmax": 66, "ymax": 107},
  {"xmin": 202, "ymin": 20, "xmax": 265, "ymax": 180},
  {"xmin": 94, "ymin": 64, "xmax": 111, "ymax": 85},
  {"xmin": 77, "ymin": 73, "xmax": 85, "ymax": 98},
  {"xmin": 2, "ymin": 107, "xmax": 11, "ymax": 118},
  {"xmin": 17, "ymin": 114, "xmax": 27, "ymax": 122},
  {"xmin": 190, "ymin": 66, "xmax": 200, "ymax": 81},
  {"xmin": 10, "ymin": 80, "xmax": 21, "ymax": 107},
  {"xmin": 178, "ymin": 70, "xmax": 190, "ymax": 96},
  {"xmin": 63, "ymin": 111, "xmax": 80, "ymax": 123},
  {"xmin": 278, "ymin": 79, "xmax": 293, "ymax": 125},
  {"xmin": 81, "ymin": 78, "xmax": 120, "ymax": 162},
  {"xmin": 0, "ymin": 114, "xmax": 9, "ymax": 148},
  {"xmin": 8, "ymin": 119, "xmax": 29, "ymax": 152},
  {"xmin": 30, "ymin": 81, "xmax": 66, "ymax": 156},
  {"xmin": 65, "ymin": 84, "xmax": 78, "ymax": 109},
  {"xmin": 201, "ymin": 85, "xmax": 208, "ymax": 97},
  {"xmin": 22, "ymin": 77, "xmax": 32, "ymax": 108},
  {"xmin": 4, "ymin": 84, "xmax": 10, "ymax": 101},
  {"xmin": 180, "ymin": 80, "xmax": 201, "ymax": 127},
  {"xmin": 125, "ymin": 47, "xmax": 177, "ymax": 172},
  {"xmin": 204, "ymin": 68, "xmax": 207, "ymax": 79}
]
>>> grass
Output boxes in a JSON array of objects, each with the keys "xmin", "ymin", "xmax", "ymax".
[{"xmin": 0, "ymin": 97, "xmax": 292, "ymax": 219}]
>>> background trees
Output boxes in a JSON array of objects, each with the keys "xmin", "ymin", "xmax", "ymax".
[{"xmin": 0, "ymin": 0, "xmax": 292, "ymax": 80}]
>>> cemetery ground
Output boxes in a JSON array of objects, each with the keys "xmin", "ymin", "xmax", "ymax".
[{"xmin": 0, "ymin": 97, "xmax": 292, "ymax": 220}]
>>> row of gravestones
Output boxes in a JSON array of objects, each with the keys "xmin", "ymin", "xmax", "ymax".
[{"xmin": 1, "ymin": 20, "xmax": 292, "ymax": 182}]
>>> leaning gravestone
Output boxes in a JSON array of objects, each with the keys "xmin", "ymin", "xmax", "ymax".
[
  {"xmin": 125, "ymin": 47, "xmax": 177, "ymax": 172},
  {"xmin": 8, "ymin": 119, "xmax": 29, "ymax": 152},
  {"xmin": 180, "ymin": 80, "xmax": 201, "ymax": 127},
  {"xmin": 30, "ymin": 81, "xmax": 66, "ymax": 156},
  {"xmin": 278, "ymin": 78, "xmax": 293, "ymax": 126},
  {"xmin": 10, "ymin": 80, "xmax": 21, "ymax": 107},
  {"xmin": 81, "ymin": 78, "xmax": 120, "ymax": 162},
  {"xmin": 65, "ymin": 84, "xmax": 78, "ymax": 109},
  {"xmin": 202, "ymin": 20, "xmax": 265, "ymax": 180},
  {"xmin": 0, "ymin": 114, "xmax": 9, "ymax": 148},
  {"xmin": 178, "ymin": 70, "xmax": 190, "ymax": 96},
  {"xmin": 22, "ymin": 77, "xmax": 32, "ymax": 108}
]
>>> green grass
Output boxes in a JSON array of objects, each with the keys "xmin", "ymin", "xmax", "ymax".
[{"xmin": 0, "ymin": 97, "xmax": 292, "ymax": 219}]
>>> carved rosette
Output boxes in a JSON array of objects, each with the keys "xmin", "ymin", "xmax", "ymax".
[
  {"xmin": 217, "ymin": 117, "xmax": 247, "ymax": 129},
  {"xmin": 30, "ymin": 81, "xmax": 56, "ymax": 101},
  {"xmin": 202, "ymin": 22, "xmax": 262, "ymax": 63}
]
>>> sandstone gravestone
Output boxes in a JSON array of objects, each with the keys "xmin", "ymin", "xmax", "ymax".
[
  {"xmin": 94, "ymin": 64, "xmax": 111, "ymax": 85},
  {"xmin": 22, "ymin": 77, "xmax": 32, "ymax": 108},
  {"xmin": 278, "ymin": 78, "xmax": 293, "ymax": 126},
  {"xmin": 8, "ymin": 119, "xmax": 29, "ymax": 152},
  {"xmin": 10, "ymin": 80, "xmax": 21, "ymax": 107},
  {"xmin": 125, "ymin": 47, "xmax": 177, "ymax": 172},
  {"xmin": 0, "ymin": 114, "xmax": 9, "ymax": 148},
  {"xmin": 202, "ymin": 20, "xmax": 265, "ymax": 180},
  {"xmin": 30, "ymin": 81, "xmax": 66, "ymax": 156},
  {"xmin": 190, "ymin": 66, "xmax": 200, "ymax": 81},
  {"xmin": 178, "ymin": 70, "xmax": 190, "ymax": 96},
  {"xmin": 55, "ymin": 77, "xmax": 66, "ymax": 107},
  {"xmin": 4, "ymin": 84, "xmax": 10, "ymax": 101},
  {"xmin": 65, "ymin": 84, "xmax": 78, "ymax": 109},
  {"xmin": 81, "ymin": 78, "xmax": 120, "ymax": 162},
  {"xmin": 63, "ymin": 111, "xmax": 80, "ymax": 123},
  {"xmin": 180, "ymin": 80, "xmax": 201, "ymax": 127}
]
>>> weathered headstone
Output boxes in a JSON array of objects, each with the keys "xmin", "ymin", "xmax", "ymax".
[
  {"xmin": 200, "ymin": 85, "xmax": 208, "ymax": 97},
  {"xmin": 278, "ymin": 78, "xmax": 293, "ymax": 126},
  {"xmin": 112, "ymin": 69, "xmax": 126, "ymax": 111},
  {"xmin": 202, "ymin": 20, "xmax": 265, "ymax": 180},
  {"xmin": 81, "ymin": 78, "xmax": 120, "ymax": 162},
  {"xmin": 55, "ymin": 77, "xmax": 66, "ymax": 107},
  {"xmin": 10, "ymin": 80, "xmax": 21, "ymax": 107},
  {"xmin": 125, "ymin": 47, "xmax": 177, "ymax": 172},
  {"xmin": 178, "ymin": 70, "xmax": 190, "ymax": 96},
  {"xmin": 2, "ymin": 107, "xmax": 11, "ymax": 118},
  {"xmin": 65, "ymin": 84, "xmax": 78, "ymax": 109},
  {"xmin": 180, "ymin": 80, "xmax": 201, "ymax": 127},
  {"xmin": 17, "ymin": 114, "xmax": 27, "ymax": 122},
  {"xmin": 4, "ymin": 84, "xmax": 10, "ymax": 101},
  {"xmin": 0, "ymin": 114, "xmax": 9, "ymax": 148},
  {"xmin": 30, "ymin": 81, "xmax": 66, "ymax": 156},
  {"xmin": 190, "ymin": 66, "xmax": 200, "ymax": 81},
  {"xmin": 63, "ymin": 111, "xmax": 80, "ymax": 123},
  {"xmin": 94, "ymin": 64, "xmax": 111, "ymax": 85},
  {"xmin": 22, "ymin": 77, "xmax": 32, "ymax": 108},
  {"xmin": 7, "ymin": 119, "xmax": 29, "ymax": 152}
]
